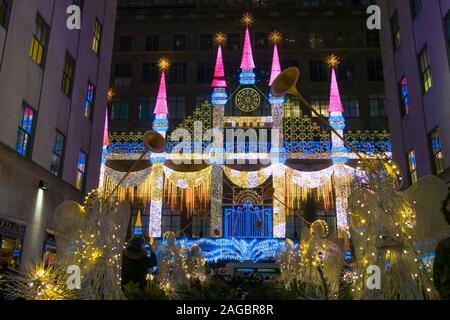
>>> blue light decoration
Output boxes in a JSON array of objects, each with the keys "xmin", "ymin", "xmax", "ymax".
[
  {"xmin": 268, "ymin": 93, "xmax": 285, "ymax": 105},
  {"xmin": 224, "ymin": 202, "xmax": 273, "ymax": 239},
  {"xmin": 239, "ymin": 69, "xmax": 256, "ymax": 85},
  {"xmin": 152, "ymin": 118, "xmax": 169, "ymax": 133},
  {"xmin": 211, "ymin": 88, "xmax": 228, "ymax": 106},
  {"xmin": 159, "ymin": 238, "xmax": 290, "ymax": 264},
  {"xmin": 108, "ymin": 140, "xmax": 391, "ymax": 157}
]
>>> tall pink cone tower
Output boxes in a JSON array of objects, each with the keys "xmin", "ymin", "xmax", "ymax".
[
  {"xmin": 328, "ymin": 68, "xmax": 344, "ymax": 113},
  {"xmin": 240, "ymin": 27, "xmax": 256, "ymax": 70},
  {"xmin": 99, "ymin": 109, "xmax": 109, "ymax": 188},
  {"xmin": 103, "ymin": 108, "xmax": 110, "ymax": 147},
  {"xmin": 326, "ymin": 55, "xmax": 348, "ymax": 165},
  {"xmin": 239, "ymin": 13, "xmax": 256, "ymax": 85},
  {"xmin": 269, "ymin": 43, "xmax": 281, "ymax": 86},
  {"xmin": 152, "ymin": 58, "xmax": 170, "ymax": 142},
  {"xmin": 212, "ymin": 45, "xmax": 227, "ymax": 88},
  {"xmin": 211, "ymin": 33, "xmax": 228, "ymax": 107},
  {"xmin": 154, "ymin": 71, "xmax": 169, "ymax": 115}
]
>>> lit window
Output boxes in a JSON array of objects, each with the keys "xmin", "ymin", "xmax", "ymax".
[
  {"xmin": 92, "ymin": 18, "xmax": 102, "ymax": 55},
  {"xmin": 16, "ymin": 103, "xmax": 35, "ymax": 157},
  {"xmin": 84, "ymin": 82, "xmax": 96, "ymax": 119},
  {"xmin": 399, "ymin": 77, "xmax": 409, "ymax": 115},
  {"xmin": 430, "ymin": 128, "xmax": 445, "ymax": 175},
  {"xmin": 50, "ymin": 131, "xmax": 65, "ymax": 177},
  {"xmin": 310, "ymin": 95, "xmax": 329, "ymax": 118},
  {"xmin": 391, "ymin": 12, "xmax": 401, "ymax": 50},
  {"xmin": 76, "ymin": 151, "xmax": 87, "ymax": 191},
  {"xmin": 284, "ymin": 97, "xmax": 301, "ymax": 118},
  {"xmin": 29, "ymin": 14, "xmax": 49, "ymax": 66},
  {"xmin": 419, "ymin": 48, "xmax": 433, "ymax": 93},
  {"xmin": 408, "ymin": 150, "xmax": 418, "ymax": 184}
]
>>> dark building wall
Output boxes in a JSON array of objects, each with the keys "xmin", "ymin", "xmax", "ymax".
[{"xmin": 111, "ymin": 0, "xmax": 388, "ymax": 134}]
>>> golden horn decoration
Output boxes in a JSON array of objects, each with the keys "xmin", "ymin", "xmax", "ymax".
[
  {"xmin": 143, "ymin": 130, "xmax": 167, "ymax": 154},
  {"xmin": 271, "ymin": 67, "xmax": 377, "ymax": 173},
  {"xmin": 271, "ymin": 67, "xmax": 301, "ymax": 97}
]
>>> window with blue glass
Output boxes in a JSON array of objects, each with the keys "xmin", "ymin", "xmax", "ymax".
[
  {"xmin": 84, "ymin": 82, "xmax": 95, "ymax": 119},
  {"xmin": 399, "ymin": 77, "xmax": 409, "ymax": 115},
  {"xmin": 408, "ymin": 150, "xmax": 418, "ymax": 184},
  {"xmin": 76, "ymin": 151, "xmax": 87, "ymax": 191},
  {"xmin": 430, "ymin": 128, "xmax": 445, "ymax": 175},
  {"xmin": 50, "ymin": 131, "xmax": 65, "ymax": 177},
  {"xmin": 16, "ymin": 103, "xmax": 35, "ymax": 157}
]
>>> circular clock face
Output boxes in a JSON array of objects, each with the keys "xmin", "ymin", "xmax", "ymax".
[{"xmin": 235, "ymin": 88, "xmax": 261, "ymax": 113}]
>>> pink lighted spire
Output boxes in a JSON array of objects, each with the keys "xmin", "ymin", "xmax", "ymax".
[
  {"xmin": 269, "ymin": 44, "xmax": 281, "ymax": 86},
  {"xmin": 328, "ymin": 68, "xmax": 344, "ymax": 113},
  {"xmin": 154, "ymin": 71, "xmax": 168, "ymax": 115},
  {"xmin": 212, "ymin": 45, "xmax": 227, "ymax": 88},
  {"xmin": 103, "ymin": 109, "xmax": 109, "ymax": 147},
  {"xmin": 240, "ymin": 27, "xmax": 255, "ymax": 70}
]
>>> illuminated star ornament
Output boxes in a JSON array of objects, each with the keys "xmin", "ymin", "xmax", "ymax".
[
  {"xmin": 269, "ymin": 31, "xmax": 282, "ymax": 45},
  {"xmin": 241, "ymin": 12, "xmax": 254, "ymax": 27},
  {"xmin": 107, "ymin": 88, "xmax": 115, "ymax": 102},
  {"xmin": 158, "ymin": 57, "xmax": 171, "ymax": 71},
  {"xmin": 215, "ymin": 32, "xmax": 227, "ymax": 45},
  {"xmin": 326, "ymin": 54, "xmax": 341, "ymax": 69}
]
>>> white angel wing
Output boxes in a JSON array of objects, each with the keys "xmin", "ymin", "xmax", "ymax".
[{"xmin": 400, "ymin": 176, "xmax": 450, "ymax": 251}]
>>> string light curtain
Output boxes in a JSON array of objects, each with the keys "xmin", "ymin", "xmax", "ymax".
[{"xmin": 163, "ymin": 166, "xmax": 212, "ymax": 217}]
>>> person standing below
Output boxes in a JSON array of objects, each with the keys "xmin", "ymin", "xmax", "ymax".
[
  {"xmin": 122, "ymin": 238, "xmax": 157, "ymax": 289},
  {"xmin": 434, "ymin": 190, "xmax": 450, "ymax": 300}
]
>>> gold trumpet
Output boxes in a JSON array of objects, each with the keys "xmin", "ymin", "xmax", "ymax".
[{"xmin": 271, "ymin": 67, "xmax": 376, "ymax": 173}]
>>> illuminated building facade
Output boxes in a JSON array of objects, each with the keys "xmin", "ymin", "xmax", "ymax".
[{"xmin": 105, "ymin": 1, "xmax": 391, "ymax": 263}]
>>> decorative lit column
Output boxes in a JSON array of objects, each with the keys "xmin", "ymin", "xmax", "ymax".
[
  {"xmin": 273, "ymin": 163, "xmax": 286, "ymax": 239},
  {"xmin": 268, "ymin": 31, "xmax": 286, "ymax": 165},
  {"xmin": 327, "ymin": 55, "xmax": 350, "ymax": 239},
  {"xmin": 149, "ymin": 164, "xmax": 164, "ymax": 238},
  {"xmin": 210, "ymin": 33, "xmax": 228, "ymax": 237},
  {"xmin": 149, "ymin": 58, "xmax": 170, "ymax": 238},
  {"xmin": 268, "ymin": 32, "xmax": 287, "ymax": 238},
  {"xmin": 239, "ymin": 13, "xmax": 256, "ymax": 85},
  {"xmin": 327, "ymin": 55, "xmax": 348, "ymax": 165}
]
